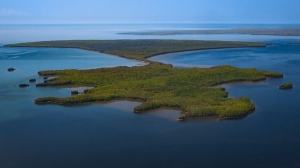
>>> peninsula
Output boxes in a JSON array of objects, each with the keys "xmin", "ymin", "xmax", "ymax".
[
  {"xmin": 6, "ymin": 40, "xmax": 266, "ymax": 62},
  {"xmin": 6, "ymin": 40, "xmax": 283, "ymax": 120}
]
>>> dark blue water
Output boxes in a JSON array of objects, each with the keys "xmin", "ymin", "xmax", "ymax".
[
  {"xmin": 1, "ymin": 24, "xmax": 300, "ymax": 168},
  {"xmin": 149, "ymin": 41, "xmax": 300, "ymax": 168}
]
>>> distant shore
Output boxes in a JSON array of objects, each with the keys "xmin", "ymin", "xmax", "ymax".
[{"xmin": 119, "ymin": 27, "xmax": 300, "ymax": 36}]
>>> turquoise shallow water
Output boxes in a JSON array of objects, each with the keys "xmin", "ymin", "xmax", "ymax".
[{"xmin": 1, "ymin": 24, "xmax": 300, "ymax": 168}]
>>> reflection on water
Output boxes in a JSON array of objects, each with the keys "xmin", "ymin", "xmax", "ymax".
[
  {"xmin": 143, "ymin": 108, "xmax": 181, "ymax": 121},
  {"xmin": 66, "ymin": 101, "xmax": 182, "ymax": 121}
]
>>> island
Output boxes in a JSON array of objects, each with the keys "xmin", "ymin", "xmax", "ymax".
[
  {"xmin": 29, "ymin": 79, "xmax": 36, "ymax": 82},
  {"xmin": 7, "ymin": 68, "xmax": 16, "ymax": 72},
  {"xmin": 279, "ymin": 83, "xmax": 293, "ymax": 89},
  {"xmin": 5, "ymin": 40, "xmax": 283, "ymax": 120},
  {"xmin": 19, "ymin": 84, "xmax": 29, "ymax": 88}
]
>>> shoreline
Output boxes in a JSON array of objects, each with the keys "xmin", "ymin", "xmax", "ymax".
[
  {"xmin": 33, "ymin": 64, "xmax": 283, "ymax": 120},
  {"xmin": 5, "ymin": 40, "xmax": 283, "ymax": 121},
  {"xmin": 4, "ymin": 39, "xmax": 267, "ymax": 62},
  {"xmin": 144, "ymin": 45, "xmax": 266, "ymax": 59},
  {"xmin": 4, "ymin": 45, "xmax": 266, "ymax": 63}
]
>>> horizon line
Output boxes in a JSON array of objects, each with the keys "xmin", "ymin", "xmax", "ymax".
[{"xmin": 1, "ymin": 22, "xmax": 300, "ymax": 25}]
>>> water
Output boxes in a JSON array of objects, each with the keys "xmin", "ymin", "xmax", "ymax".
[
  {"xmin": 1, "ymin": 24, "xmax": 300, "ymax": 168},
  {"xmin": 0, "ymin": 47, "xmax": 144, "ymax": 123},
  {"xmin": 1, "ymin": 24, "xmax": 300, "ymax": 44}
]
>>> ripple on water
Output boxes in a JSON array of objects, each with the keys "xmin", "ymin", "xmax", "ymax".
[{"xmin": 0, "ymin": 48, "xmax": 37, "ymax": 60}]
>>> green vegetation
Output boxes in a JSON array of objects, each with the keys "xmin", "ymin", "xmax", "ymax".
[
  {"xmin": 5, "ymin": 40, "xmax": 266, "ymax": 62},
  {"xmin": 6, "ymin": 39, "xmax": 284, "ymax": 120},
  {"xmin": 34, "ymin": 62, "xmax": 283, "ymax": 119},
  {"xmin": 279, "ymin": 83, "xmax": 293, "ymax": 89},
  {"xmin": 119, "ymin": 27, "xmax": 300, "ymax": 36}
]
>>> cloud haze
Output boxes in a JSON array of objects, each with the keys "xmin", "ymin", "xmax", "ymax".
[{"xmin": 0, "ymin": 0, "xmax": 299, "ymax": 24}]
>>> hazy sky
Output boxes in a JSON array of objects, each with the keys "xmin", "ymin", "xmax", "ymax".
[{"xmin": 1, "ymin": 0, "xmax": 300, "ymax": 24}]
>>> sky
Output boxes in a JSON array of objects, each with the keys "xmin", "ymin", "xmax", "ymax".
[{"xmin": 0, "ymin": 0, "xmax": 300, "ymax": 24}]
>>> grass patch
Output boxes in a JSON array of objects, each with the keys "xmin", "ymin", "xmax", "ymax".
[{"xmin": 35, "ymin": 62, "xmax": 283, "ymax": 119}]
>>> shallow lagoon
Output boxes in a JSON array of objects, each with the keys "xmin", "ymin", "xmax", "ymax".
[{"xmin": 1, "ymin": 24, "xmax": 300, "ymax": 168}]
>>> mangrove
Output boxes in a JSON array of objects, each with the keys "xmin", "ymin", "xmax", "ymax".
[
  {"xmin": 6, "ymin": 39, "xmax": 284, "ymax": 120},
  {"xmin": 34, "ymin": 62, "xmax": 283, "ymax": 120},
  {"xmin": 279, "ymin": 83, "xmax": 293, "ymax": 89}
]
